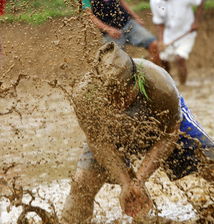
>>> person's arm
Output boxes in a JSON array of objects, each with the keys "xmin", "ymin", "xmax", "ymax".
[
  {"xmin": 82, "ymin": 0, "xmax": 122, "ymax": 39},
  {"xmin": 156, "ymin": 24, "xmax": 165, "ymax": 51},
  {"xmin": 119, "ymin": 0, "xmax": 144, "ymax": 26},
  {"xmin": 191, "ymin": 0, "xmax": 205, "ymax": 31},
  {"xmin": 87, "ymin": 140, "xmax": 134, "ymax": 186},
  {"xmin": 150, "ymin": 0, "xmax": 166, "ymax": 49},
  {"xmin": 86, "ymin": 8, "xmax": 122, "ymax": 39},
  {"xmin": 120, "ymin": 122, "xmax": 180, "ymax": 220},
  {"xmin": 136, "ymin": 122, "xmax": 180, "ymax": 182},
  {"xmin": 88, "ymin": 139, "xmax": 153, "ymax": 219}
]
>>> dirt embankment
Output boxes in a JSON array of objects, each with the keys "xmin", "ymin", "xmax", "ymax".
[{"xmin": 0, "ymin": 9, "xmax": 214, "ymax": 84}]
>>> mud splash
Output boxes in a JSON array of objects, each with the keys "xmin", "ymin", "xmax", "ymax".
[{"xmin": 0, "ymin": 7, "xmax": 214, "ymax": 224}]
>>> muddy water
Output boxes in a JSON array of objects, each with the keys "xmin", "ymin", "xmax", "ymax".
[
  {"xmin": 0, "ymin": 67, "xmax": 213, "ymax": 223},
  {"xmin": 0, "ymin": 77, "xmax": 85, "ymax": 186}
]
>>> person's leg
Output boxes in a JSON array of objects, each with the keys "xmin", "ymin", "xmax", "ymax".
[
  {"xmin": 147, "ymin": 40, "xmax": 162, "ymax": 66},
  {"xmin": 175, "ymin": 56, "xmax": 187, "ymax": 85},
  {"xmin": 161, "ymin": 60, "xmax": 171, "ymax": 73},
  {"xmin": 61, "ymin": 144, "xmax": 108, "ymax": 224},
  {"xmin": 173, "ymin": 32, "xmax": 197, "ymax": 85},
  {"xmin": 124, "ymin": 20, "xmax": 162, "ymax": 66},
  {"xmin": 103, "ymin": 33, "xmax": 126, "ymax": 49}
]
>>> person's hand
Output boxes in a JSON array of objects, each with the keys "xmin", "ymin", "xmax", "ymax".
[
  {"xmin": 191, "ymin": 21, "xmax": 199, "ymax": 32},
  {"xmin": 119, "ymin": 180, "xmax": 153, "ymax": 219},
  {"xmin": 158, "ymin": 40, "xmax": 166, "ymax": 52},
  {"xmin": 106, "ymin": 27, "xmax": 122, "ymax": 39},
  {"xmin": 135, "ymin": 17, "xmax": 144, "ymax": 27}
]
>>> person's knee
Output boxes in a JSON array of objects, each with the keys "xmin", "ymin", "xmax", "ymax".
[{"xmin": 72, "ymin": 170, "xmax": 99, "ymax": 196}]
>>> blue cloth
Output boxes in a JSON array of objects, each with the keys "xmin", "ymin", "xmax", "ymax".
[
  {"xmin": 166, "ymin": 96, "xmax": 214, "ymax": 180},
  {"xmin": 179, "ymin": 96, "xmax": 214, "ymax": 148}
]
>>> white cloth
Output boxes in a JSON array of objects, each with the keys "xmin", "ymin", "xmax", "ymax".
[
  {"xmin": 150, "ymin": 0, "xmax": 202, "ymax": 44},
  {"xmin": 160, "ymin": 31, "xmax": 197, "ymax": 61}
]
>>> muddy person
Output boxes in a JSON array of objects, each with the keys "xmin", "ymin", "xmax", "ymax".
[
  {"xmin": 81, "ymin": 0, "xmax": 162, "ymax": 66},
  {"xmin": 150, "ymin": 0, "xmax": 205, "ymax": 85},
  {"xmin": 62, "ymin": 43, "xmax": 214, "ymax": 224}
]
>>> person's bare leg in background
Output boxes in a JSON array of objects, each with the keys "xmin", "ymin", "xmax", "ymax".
[
  {"xmin": 148, "ymin": 40, "xmax": 162, "ymax": 67},
  {"xmin": 175, "ymin": 55, "xmax": 188, "ymax": 85}
]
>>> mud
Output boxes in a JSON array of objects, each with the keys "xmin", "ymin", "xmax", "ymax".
[{"xmin": 0, "ymin": 9, "xmax": 214, "ymax": 224}]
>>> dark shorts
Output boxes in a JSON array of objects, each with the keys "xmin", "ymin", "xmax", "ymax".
[{"xmin": 166, "ymin": 96, "xmax": 214, "ymax": 180}]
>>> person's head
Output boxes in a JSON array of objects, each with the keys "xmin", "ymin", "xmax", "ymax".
[
  {"xmin": 95, "ymin": 42, "xmax": 136, "ymax": 87},
  {"xmin": 95, "ymin": 42, "xmax": 138, "ymax": 109}
]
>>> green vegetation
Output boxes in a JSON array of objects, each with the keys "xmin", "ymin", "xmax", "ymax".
[
  {"xmin": 0, "ymin": 0, "xmax": 214, "ymax": 24},
  {"xmin": 131, "ymin": 1, "xmax": 150, "ymax": 11},
  {"xmin": 0, "ymin": 0, "xmax": 75, "ymax": 24},
  {"xmin": 135, "ymin": 65, "xmax": 149, "ymax": 99},
  {"xmin": 205, "ymin": 0, "xmax": 214, "ymax": 9}
]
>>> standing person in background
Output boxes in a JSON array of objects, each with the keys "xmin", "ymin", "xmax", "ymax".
[
  {"xmin": 150, "ymin": 0, "xmax": 205, "ymax": 85},
  {"xmin": 82, "ymin": 0, "xmax": 162, "ymax": 66}
]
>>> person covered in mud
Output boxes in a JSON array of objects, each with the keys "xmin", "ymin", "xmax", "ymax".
[
  {"xmin": 62, "ymin": 43, "xmax": 214, "ymax": 224},
  {"xmin": 150, "ymin": 0, "xmax": 205, "ymax": 85},
  {"xmin": 81, "ymin": 0, "xmax": 162, "ymax": 66}
]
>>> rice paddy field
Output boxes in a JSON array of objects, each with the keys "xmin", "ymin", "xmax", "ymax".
[{"xmin": 0, "ymin": 2, "xmax": 214, "ymax": 224}]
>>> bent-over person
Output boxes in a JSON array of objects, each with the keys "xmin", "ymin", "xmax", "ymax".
[{"xmin": 62, "ymin": 43, "xmax": 214, "ymax": 224}]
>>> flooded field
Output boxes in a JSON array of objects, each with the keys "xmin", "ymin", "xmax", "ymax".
[{"xmin": 0, "ymin": 11, "xmax": 214, "ymax": 224}]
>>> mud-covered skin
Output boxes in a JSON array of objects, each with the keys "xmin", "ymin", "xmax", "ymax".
[
  {"xmin": 133, "ymin": 58, "xmax": 180, "ymax": 133},
  {"xmin": 72, "ymin": 43, "xmax": 181, "ymax": 154},
  {"xmin": 62, "ymin": 43, "xmax": 214, "ymax": 224},
  {"xmin": 62, "ymin": 43, "xmax": 181, "ymax": 223}
]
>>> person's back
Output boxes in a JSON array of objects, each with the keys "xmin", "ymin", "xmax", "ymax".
[{"xmin": 72, "ymin": 43, "xmax": 180, "ymax": 152}]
